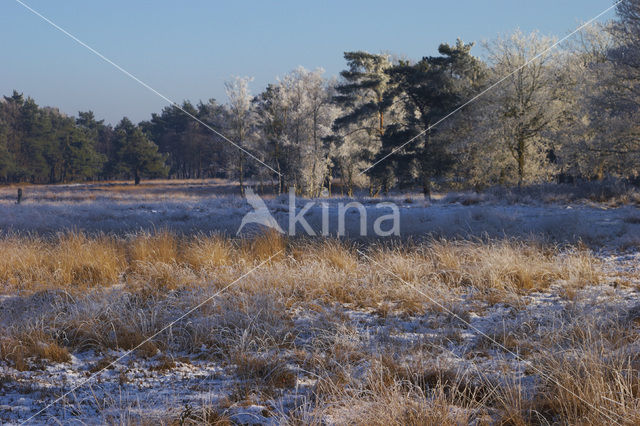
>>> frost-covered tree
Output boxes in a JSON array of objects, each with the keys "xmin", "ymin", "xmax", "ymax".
[
  {"xmin": 583, "ymin": 0, "xmax": 640, "ymax": 179},
  {"xmin": 254, "ymin": 82, "xmax": 291, "ymax": 193},
  {"xmin": 553, "ymin": 23, "xmax": 616, "ymax": 180},
  {"xmin": 255, "ymin": 67, "xmax": 337, "ymax": 196},
  {"xmin": 447, "ymin": 95, "xmax": 508, "ymax": 189},
  {"xmin": 290, "ymin": 68, "xmax": 338, "ymax": 196},
  {"xmin": 484, "ymin": 30, "xmax": 567, "ymax": 186},
  {"xmin": 225, "ymin": 76, "xmax": 256, "ymax": 195}
]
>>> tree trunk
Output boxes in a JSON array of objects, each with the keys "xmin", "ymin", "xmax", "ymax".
[
  {"xmin": 134, "ymin": 169, "xmax": 141, "ymax": 185},
  {"xmin": 422, "ymin": 175, "xmax": 431, "ymax": 201},
  {"xmin": 238, "ymin": 157, "xmax": 245, "ymax": 196},
  {"xmin": 277, "ymin": 161, "xmax": 283, "ymax": 195},
  {"xmin": 378, "ymin": 94, "xmax": 384, "ymax": 137},
  {"xmin": 517, "ymin": 137, "xmax": 525, "ymax": 188}
]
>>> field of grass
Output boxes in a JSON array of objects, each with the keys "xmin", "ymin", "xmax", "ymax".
[{"xmin": 0, "ymin": 182, "xmax": 640, "ymax": 424}]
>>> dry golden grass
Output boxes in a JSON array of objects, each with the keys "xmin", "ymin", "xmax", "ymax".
[
  {"xmin": 419, "ymin": 239, "xmax": 599, "ymax": 292},
  {"xmin": 0, "ymin": 232, "xmax": 601, "ymax": 302},
  {"xmin": 173, "ymin": 405, "xmax": 234, "ymax": 426},
  {"xmin": 286, "ymin": 327, "xmax": 640, "ymax": 425},
  {"xmin": 239, "ymin": 228, "xmax": 287, "ymax": 261},
  {"xmin": 1, "ymin": 231, "xmax": 637, "ymax": 424},
  {"xmin": 0, "ymin": 330, "xmax": 71, "ymax": 371},
  {"xmin": 286, "ymin": 357, "xmax": 485, "ymax": 426},
  {"xmin": 0, "ymin": 233, "xmax": 124, "ymax": 291},
  {"xmin": 525, "ymin": 327, "xmax": 640, "ymax": 424},
  {"xmin": 128, "ymin": 230, "xmax": 178, "ymax": 264},
  {"xmin": 488, "ymin": 345, "xmax": 640, "ymax": 425},
  {"xmin": 231, "ymin": 352, "xmax": 298, "ymax": 401},
  {"xmin": 182, "ymin": 234, "xmax": 233, "ymax": 269}
]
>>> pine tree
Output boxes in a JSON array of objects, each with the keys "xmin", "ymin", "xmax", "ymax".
[
  {"xmin": 332, "ymin": 52, "xmax": 393, "ymax": 195},
  {"xmin": 140, "ymin": 100, "xmax": 227, "ymax": 179},
  {"xmin": 380, "ymin": 40, "xmax": 485, "ymax": 197},
  {"xmin": 77, "ymin": 111, "xmax": 114, "ymax": 179},
  {"xmin": 59, "ymin": 120, "xmax": 105, "ymax": 182},
  {"xmin": 113, "ymin": 118, "xmax": 167, "ymax": 185},
  {"xmin": 0, "ymin": 124, "xmax": 13, "ymax": 183}
]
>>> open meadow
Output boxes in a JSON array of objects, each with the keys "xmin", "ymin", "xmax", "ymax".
[
  {"xmin": 5, "ymin": 0, "xmax": 640, "ymax": 423},
  {"xmin": 0, "ymin": 181, "xmax": 639, "ymax": 424}
]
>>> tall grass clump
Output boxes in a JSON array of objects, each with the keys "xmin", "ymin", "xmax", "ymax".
[
  {"xmin": 0, "ymin": 232, "xmax": 124, "ymax": 291},
  {"xmin": 0, "ymin": 233, "xmax": 602, "ymax": 306},
  {"xmin": 421, "ymin": 239, "xmax": 600, "ymax": 292}
]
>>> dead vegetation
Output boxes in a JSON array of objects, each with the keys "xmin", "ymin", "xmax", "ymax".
[
  {"xmin": 2, "ymin": 231, "xmax": 639, "ymax": 424},
  {"xmin": 0, "ymin": 231, "xmax": 602, "ymax": 301},
  {"xmin": 0, "ymin": 330, "xmax": 70, "ymax": 371}
]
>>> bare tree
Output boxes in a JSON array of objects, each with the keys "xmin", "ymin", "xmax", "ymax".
[
  {"xmin": 254, "ymin": 67, "xmax": 338, "ymax": 196},
  {"xmin": 484, "ymin": 30, "xmax": 566, "ymax": 185},
  {"xmin": 225, "ymin": 76, "xmax": 255, "ymax": 196},
  {"xmin": 584, "ymin": 0, "xmax": 640, "ymax": 178},
  {"xmin": 555, "ymin": 23, "xmax": 616, "ymax": 179}
]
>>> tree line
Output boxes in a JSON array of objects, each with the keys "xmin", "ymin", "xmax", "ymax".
[{"xmin": 1, "ymin": 0, "xmax": 639, "ymax": 196}]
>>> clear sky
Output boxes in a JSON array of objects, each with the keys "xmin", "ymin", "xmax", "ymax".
[{"xmin": 1, "ymin": 0, "xmax": 617, "ymax": 124}]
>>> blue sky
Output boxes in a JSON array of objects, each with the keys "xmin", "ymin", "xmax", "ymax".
[{"xmin": 1, "ymin": 0, "xmax": 616, "ymax": 124}]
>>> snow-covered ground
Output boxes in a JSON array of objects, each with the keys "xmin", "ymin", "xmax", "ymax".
[
  {"xmin": 1, "ymin": 182, "xmax": 639, "ymax": 424},
  {"xmin": 1, "ymin": 189, "xmax": 639, "ymax": 248},
  {"xmin": 1, "ymin": 251, "xmax": 638, "ymax": 424}
]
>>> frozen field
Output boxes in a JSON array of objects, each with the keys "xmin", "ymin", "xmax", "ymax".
[
  {"xmin": 1, "ymin": 180, "xmax": 639, "ymax": 247},
  {"xmin": 0, "ymin": 181, "xmax": 639, "ymax": 424}
]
